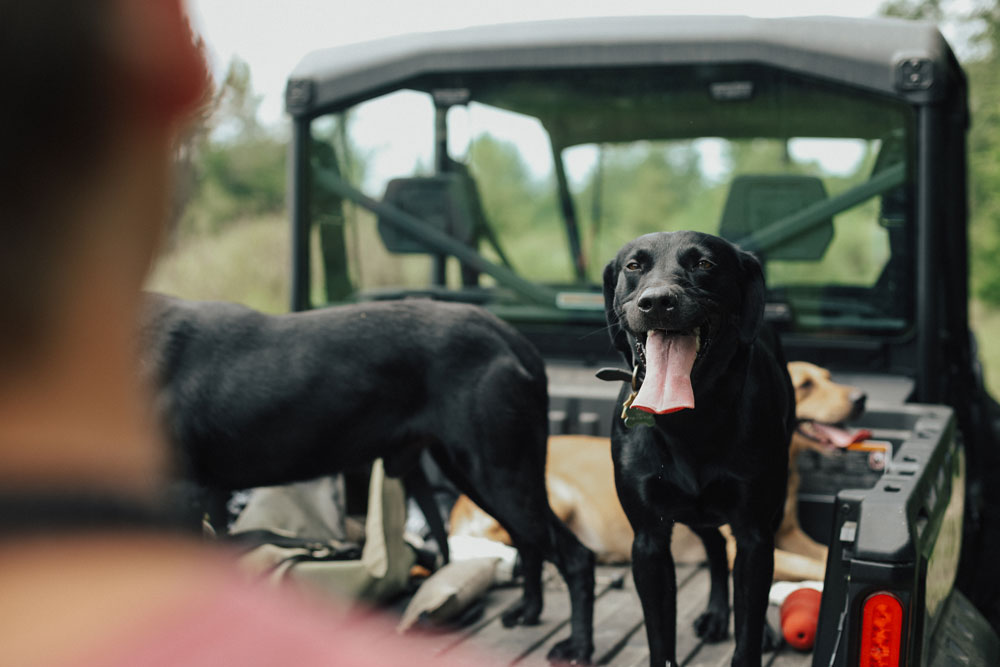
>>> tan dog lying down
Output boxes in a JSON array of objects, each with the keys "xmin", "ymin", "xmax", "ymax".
[
  {"xmin": 449, "ymin": 361, "xmax": 866, "ymax": 581},
  {"xmin": 452, "ymin": 434, "xmax": 633, "ymax": 563}
]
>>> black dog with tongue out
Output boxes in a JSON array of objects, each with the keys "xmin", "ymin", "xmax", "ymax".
[{"xmin": 601, "ymin": 231, "xmax": 795, "ymax": 667}]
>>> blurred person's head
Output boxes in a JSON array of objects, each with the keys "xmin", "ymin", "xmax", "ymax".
[{"xmin": 0, "ymin": 0, "xmax": 209, "ymax": 489}]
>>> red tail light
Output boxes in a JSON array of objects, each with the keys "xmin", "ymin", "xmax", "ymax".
[{"xmin": 859, "ymin": 592, "xmax": 904, "ymax": 667}]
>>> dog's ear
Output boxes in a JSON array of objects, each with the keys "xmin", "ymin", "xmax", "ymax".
[
  {"xmin": 603, "ymin": 259, "xmax": 632, "ymax": 364},
  {"xmin": 737, "ymin": 251, "xmax": 766, "ymax": 345}
]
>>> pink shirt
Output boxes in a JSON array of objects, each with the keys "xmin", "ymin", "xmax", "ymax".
[{"xmin": 62, "ymin": 574, "xmax": 492, "ymax": 667}]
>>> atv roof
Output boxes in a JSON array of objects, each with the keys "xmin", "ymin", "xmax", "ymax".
[{"xmin": 285, "ymin": 15, "xmax": 963, "ymax": 118}]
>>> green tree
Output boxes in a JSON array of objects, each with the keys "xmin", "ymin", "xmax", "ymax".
[
  {"xmin": 465, "ymin": 134, "xmax": 570, "ymax": 280},
  {"xmin": 213, "ymin": 57, "xmax": 266, "ymax": 141},
  {"xmin": 598, "ymin": 143, "xmax": 706, "ymax": 235},
  {"xmin": 178, "ymin": 56, "xmax": 287, "ymax": 235},
  {"xmin": 467, "ymin": 133, "xmax": 555, "ymax": 232},
  {"xmin": 571, "ymin": 142, "xmax": 710, "ymax": 276},
  {"xmin": 154, "ymin": 56, "xmax": 290, "ymax": 312},
  {"xmin": 879, "ymin": 0, "xmax": 944, "ymax": 21},
  {"xmin": 879, "ymin": 0, "xmax": 1000, "ymax": 306},
  {"xmin": 966, "ymin": 3, "xmax": 1000, "ymax": 304}
]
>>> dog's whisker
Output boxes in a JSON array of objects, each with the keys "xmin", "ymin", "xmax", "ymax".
[{"xmin": 578, "ymin": 323, "xmax": 618, "ymax": 340}]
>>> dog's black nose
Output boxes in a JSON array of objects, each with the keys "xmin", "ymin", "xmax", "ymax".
[
  {"xmin": 850, "ymin": 390, "xmax": 867, "ymax": 419},
  {"xmin": 636, "ymin": 285, "xmax": 677, "ymax": 313}
]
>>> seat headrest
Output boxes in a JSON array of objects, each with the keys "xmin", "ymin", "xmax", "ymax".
[
  {"xmin": 718, "ymin": 174, "xmax": 833, "ymax": 261},
  {"xmin": 378, "ymin": 175, "xmax": 474, "ymax": 254}
]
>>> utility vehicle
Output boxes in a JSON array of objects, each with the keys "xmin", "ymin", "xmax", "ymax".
[{"xmin": 284, "ymin": 15, "xmax": 999, "ymax": 665}]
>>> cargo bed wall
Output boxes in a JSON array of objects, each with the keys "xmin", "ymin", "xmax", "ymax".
[{"xmin": 812, "ymin": 404, "xmax": 967, "ymax": 667}]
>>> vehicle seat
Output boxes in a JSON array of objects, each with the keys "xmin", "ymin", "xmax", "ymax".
[
  {"xmin": 378, "ymin": 164, "xmax": 512, "ymax": 286},
  {"xmin": 718, "ymin": 174, "xmax": 833, "ymax": 261}
]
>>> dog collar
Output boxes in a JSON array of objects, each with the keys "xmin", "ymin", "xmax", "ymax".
[
  {"xmin": 595, "ymin": 367, "xmax": 633, "ymax": 383},
  {"xmin": 594, "ymin": 365, "xmax": 655, "ymax": 428}
]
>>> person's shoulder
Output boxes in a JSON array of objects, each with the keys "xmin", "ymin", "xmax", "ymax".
[{"xmin": 72, "ymin": 570, "xmax": 494, "ymax": 667}]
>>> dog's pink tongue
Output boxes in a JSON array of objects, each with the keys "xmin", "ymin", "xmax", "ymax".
[
  {"xmin": 632, "ymin": 330, "xmax": 697, "ymax": 414},
  {"xmin": 812, "ymin": 423, "xmax": 872, "ymax": 448}
]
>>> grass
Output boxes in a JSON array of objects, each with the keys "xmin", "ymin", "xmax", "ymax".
[
  {"xmin": 148, "ymin": 211, "xmax": 1000, "ymax": 401},
  {"xmin": 146, "ymin": 214, "xmax": 290, "ymax": 314},
  {"xmin": 971, "ymin": 300, "xmax": 1000, "ymax": 397}
]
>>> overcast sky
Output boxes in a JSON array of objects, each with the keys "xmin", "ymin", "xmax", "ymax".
[{"xmin": 187, "ymin": 0, "xmax": 891, "ymax": 126}]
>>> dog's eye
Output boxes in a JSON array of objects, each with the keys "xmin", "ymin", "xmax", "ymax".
[
  {"xmin": 625, "ymin": 260, "xmax": 641, "ymax": 272},
  {"xmin": 697, "ymin": 259, "xmax": 715, "ymax": 270}
]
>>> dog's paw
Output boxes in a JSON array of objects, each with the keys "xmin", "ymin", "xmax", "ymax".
[
  {"xmin": 501, "ymin": 598, "xmax": 542, "ymax": 627},
  {"xmin": 546, "ymin": 637, "xmax": 593, "ymax": 665},
  {"xmin": 762, "ymin": 620, "xmax": 782, "ymax": 652},
  {"xmin": 693, "ymin": 608, "xmax": 729, "ymax": 642}
]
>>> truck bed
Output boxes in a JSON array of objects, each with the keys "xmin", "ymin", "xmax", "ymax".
[{"xmin": 397, "ymin": 527, "xmax": 814, "ymax": 667}]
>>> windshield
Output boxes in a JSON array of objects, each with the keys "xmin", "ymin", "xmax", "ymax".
[{"xmin": 305, "ymin": 64, "xmax": 914, "ymax": 337}]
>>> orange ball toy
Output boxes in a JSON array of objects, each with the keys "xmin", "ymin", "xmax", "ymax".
[{"xmin": 780, "ymin": 587, "xmax": 822, "ymax": 651}]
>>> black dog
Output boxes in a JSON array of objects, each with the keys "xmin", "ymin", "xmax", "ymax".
[
  {"xmin": 602, "ymin": 232, "xmax": 794, "ymax": 667},
  {"xmin": 139, "ymin": 294, "xmax": 595, "ymax": 664}
]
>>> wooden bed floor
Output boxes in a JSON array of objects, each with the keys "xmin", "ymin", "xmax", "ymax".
[{"xmin": 394, "ymin": 526, "xmax": 815, "ymax": 666}]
